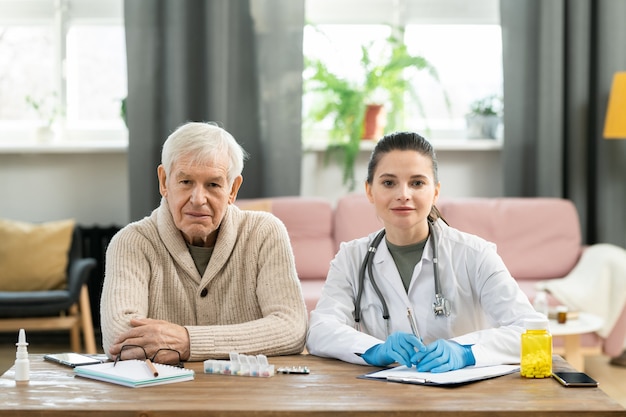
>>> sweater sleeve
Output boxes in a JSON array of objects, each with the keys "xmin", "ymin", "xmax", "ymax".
[{"xmin": 100, "ymin": 224, "xmax": 157, "ymax": 358}]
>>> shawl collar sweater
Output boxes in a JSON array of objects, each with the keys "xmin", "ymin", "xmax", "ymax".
[{"xmin": 101, "ymin": 199, "xmax": 307, "ymax": 360}]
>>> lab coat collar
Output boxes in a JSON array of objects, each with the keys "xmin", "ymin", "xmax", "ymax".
[{"xmin": 371, "ymin": 228, "xmax": 437, "ymax": 301}]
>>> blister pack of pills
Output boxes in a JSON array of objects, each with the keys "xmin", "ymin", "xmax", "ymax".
[
  {"xmin": 276, "ymin": 366, "xmax": 310, "ymax": 374},
  {"xmin": 203, "ymin": 352, "xmax": 274, "ymax": 377}
]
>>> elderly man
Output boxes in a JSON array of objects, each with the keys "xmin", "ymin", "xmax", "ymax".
[{"xmin": 101, "ymin": 122, "xmax": 307, "ymax": 364}]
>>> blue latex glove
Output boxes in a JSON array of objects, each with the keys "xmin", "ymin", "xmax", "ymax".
[
  {"xmin": 361, "ymin": 332, "xmax": 425, "ymax": 367},
  {"xmin": 411, "ymin": 339, "xmax": 475, "ymax": 373}
]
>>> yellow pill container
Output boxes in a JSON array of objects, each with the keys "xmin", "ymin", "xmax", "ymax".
[{"xmin": 520, "ymin": 318, "xmax": 552, "ymax": 378}]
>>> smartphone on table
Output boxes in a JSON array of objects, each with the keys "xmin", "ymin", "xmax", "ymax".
[
  {"xmin": 552, "ymin": 371, "xmax": 599, "ymax": 387},
  {"xmin": 43, "ymin": 353, "xmax": 104, "ymax": 368}
]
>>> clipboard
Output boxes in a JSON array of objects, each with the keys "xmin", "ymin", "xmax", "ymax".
[{"xmin": 361, "ymin": 364, "xmax": 520, "ymax": 386}]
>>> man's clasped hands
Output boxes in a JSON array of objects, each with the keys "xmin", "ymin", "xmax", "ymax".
[{"xmin": 361, "ymin": 332, "xmax": 476, "ymax": 373}]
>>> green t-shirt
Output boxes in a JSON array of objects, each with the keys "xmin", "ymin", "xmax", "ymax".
[
  {"xmin": 187, "ymin": 244, "xmax": 214, "ymax": 276},
  {"xmin": 386, "ymin": 237, "xmax": 428, "ymax": 293}
]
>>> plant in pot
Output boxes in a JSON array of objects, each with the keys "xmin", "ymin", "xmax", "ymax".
[
  {"xmin": 303, "ymin": 30, "xmax": 448, "ymax": 190},
  {"xmin": 25, "ymin": 92, "xmax": 62, "ymax": 142},
  {"xmin": 120, "ymin": 96, "xmax": 128, "ymax": 127},
  {"xmin": 465, "ymin": 94, "xmax": 502, "ymax": 139}
]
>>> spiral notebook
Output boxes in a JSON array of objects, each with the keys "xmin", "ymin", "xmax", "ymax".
[{"xmin": 74, "ymin": 360, "xmax": 195, "ymax": 388}]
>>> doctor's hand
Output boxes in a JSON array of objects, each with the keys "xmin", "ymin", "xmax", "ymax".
[
  {"xmin": 411, "ymin": 339, "xmax": 475, "ymax": 373},
  {"xmin": 361, "ymin": 332, "xmax": 425, "ymax": 367}
]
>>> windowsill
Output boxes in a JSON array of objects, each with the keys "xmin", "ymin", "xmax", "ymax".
[
  {"xmin": 0, "ymin": 139, "xmax": 128, "ymax": 154},
  {"xmin": 303, "ymin": 138, "xmax": 503, "ymax": 152}
]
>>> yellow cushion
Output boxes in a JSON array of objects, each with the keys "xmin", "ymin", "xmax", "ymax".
[
  {"xmin": 0, "ymin": 218, "xmax": 75, "ymax": 291},
  {"xmin": 236, "ymin": 199, "xmax": 273, "ymax": 212}
]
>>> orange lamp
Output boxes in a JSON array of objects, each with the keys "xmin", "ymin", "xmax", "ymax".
[{"xmin": 603, "ymin": 72, "xmax": 626, "ymax": 139}]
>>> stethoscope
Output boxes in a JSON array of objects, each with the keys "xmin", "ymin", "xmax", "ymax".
[{"xmin": 354, "ymin": 220, "xmax": 451, "ymax": 327}]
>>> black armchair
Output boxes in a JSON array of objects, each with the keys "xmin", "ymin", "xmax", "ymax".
[{"xmin": 0, "ymin": 227, "xmax": 97, "ymax": 353}]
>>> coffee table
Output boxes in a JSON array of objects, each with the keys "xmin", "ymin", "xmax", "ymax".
[{"xmin": 549, "ymin": 312, "xmax": 604, "ymax": 371}]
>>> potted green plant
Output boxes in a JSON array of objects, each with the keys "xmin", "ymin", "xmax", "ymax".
[
  {"xmin": 25, "ymin": 92, "xmax": 62, "ymax": 142},
  {"xmin": 303, "ymin": 29, "xmax": 448, "ymax": 190},
  {"xmin": 465, "ymin": 94, "xmax": 502, "ymax": 139},
  {"xmin": 120, "ymin": 96, "xmax": 128, "ymax": 127}
]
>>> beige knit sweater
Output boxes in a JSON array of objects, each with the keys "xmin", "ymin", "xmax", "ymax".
[{"xmin": 100, "ymin": 199, "xmax": 307, "ymax": 361}]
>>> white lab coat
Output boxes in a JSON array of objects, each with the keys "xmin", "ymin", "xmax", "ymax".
[{"xmin": 307, "ymin": 219, "xmax": 544, "ymax": 367}]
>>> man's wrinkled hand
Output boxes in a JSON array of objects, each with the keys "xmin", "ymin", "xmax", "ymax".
[{"xmin": 109, "ymin": 318, "xmax": 191, "ymax": 362}]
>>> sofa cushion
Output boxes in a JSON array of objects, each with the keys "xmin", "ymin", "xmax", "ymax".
[
  {"xmin": 236, "ymin": 198, "xmax": 273, "ymax": 212},
  {"xmin": 0, "ymin": 218, "xmax": 75, "ymax": 291},
  {"xmin": 271, "ymin": 197, "xmax": 335, "ymax": 281},
  {"xmin": 237, "ymin": 197, "xmax": 335, "ymax": 281},
  {"xmin": 333, "ymin": 193, "xmax": 383, "ymax": 250},
  {"xmin": 300, "ymin": 279, "xmax": 326, "ymax": 314},
  {"xmin": 437, "ymin": 198, "xmax": 582, "ymax": 280}
]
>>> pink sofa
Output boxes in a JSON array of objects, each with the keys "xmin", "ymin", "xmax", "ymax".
[
  {"xmin": 237, "ymin": 194, "xmax": 626, "ymax": 357},
  {"xmin": 236, "ymin": 197, "xmax": 337, "ymax": 314}
]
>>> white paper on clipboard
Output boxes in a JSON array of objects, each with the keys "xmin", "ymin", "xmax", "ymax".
[{"xmin": 362, "ymin": 364, "xmax": 519, "ymax": 386}]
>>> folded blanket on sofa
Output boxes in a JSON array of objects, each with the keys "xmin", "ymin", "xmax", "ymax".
[{"xmin": 537, "ymin": 243, "xmax": 626, "ymax": 338}]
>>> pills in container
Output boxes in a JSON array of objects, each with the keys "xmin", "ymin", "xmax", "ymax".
[
  {"xmin": 520, "ymin": 318, "xmax": 552, "ymax": 378},
  {"xmin": 556, "ymin": 305, "xmax": 569, "ymax": 324}
]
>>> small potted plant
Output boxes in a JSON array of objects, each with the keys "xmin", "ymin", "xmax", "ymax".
[
  {"xmin": 465, "ymin": 94, "xmax": 502, "ymax": 139},
  {"xmin": 120, "ymin": 96, "xmax": 128, "ymax": 127},
  {"xmin": 304, "ymin": 29, "xmax": 448, "ymax": 190},
  {"xmin": 25, "ymin": 92, "xmax": 62, "ymax": 142}
]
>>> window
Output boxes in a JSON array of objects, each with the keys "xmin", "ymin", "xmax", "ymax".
[
  {"xmin": 0, "ymin": 0, "xmax": 127, "ymax": 142},
  {"xmin": 303, "ymin": 0, "xmax": 502, "ymax": 141}
]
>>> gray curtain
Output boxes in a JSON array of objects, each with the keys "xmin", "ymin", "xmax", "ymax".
[
  {"xmin": 124, "ymin": 0, "xmax": 304, "ymax": 221},
  {"xmin": 501, "ymin": 0, "xmax": 626, "ymax": 246}
]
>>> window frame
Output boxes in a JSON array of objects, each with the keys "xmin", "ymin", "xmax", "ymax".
[
  {"xmin": 0, "ymin": 0, "xmax": 127, "ymax": 146},
  {"xmin": 303, "ymin": 0, "xmax": 502, "ymax": 142},
  {"xmin": 305, "ymin": 0, "xmax": 499, "ymax": 26}
]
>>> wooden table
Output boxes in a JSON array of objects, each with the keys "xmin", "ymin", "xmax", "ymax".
[
  {"xmin": 550, "ymin": 312, "xmax": 604, "ymax": 371},
  {"xmin": 0, "ymin": 354, "xmax": 624, "ymax": 417}
]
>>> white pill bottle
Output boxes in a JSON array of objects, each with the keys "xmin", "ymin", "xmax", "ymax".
[{"xmin": 520, "ymin": 318, "xmax": 552, "ymax": 378}]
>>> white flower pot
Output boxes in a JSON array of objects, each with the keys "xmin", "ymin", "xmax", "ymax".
[
  {"xmin": 465, "ymin": 115, "xmax": 501, "ymax": 139},
  {"xmin": 34, "ymin": 126, "xmax": 54, "ymax": 143}
]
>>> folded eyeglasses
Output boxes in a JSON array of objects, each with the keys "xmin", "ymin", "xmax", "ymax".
[{"xmin": 114, "ymin": 344, "xmax": 184, "ymax": 368}]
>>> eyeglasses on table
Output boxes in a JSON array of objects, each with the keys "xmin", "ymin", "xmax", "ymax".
[{"xmin": 114, "ymin": 344, "xmax": 184, "ymax": 368}]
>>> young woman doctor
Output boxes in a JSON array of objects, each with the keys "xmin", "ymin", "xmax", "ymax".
[{"xmin": 306, "ymin": 132, "xmax": 544, "ymax": 372}]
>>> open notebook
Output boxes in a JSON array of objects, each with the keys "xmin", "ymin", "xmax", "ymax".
[
  {"xmin": 74, "ymin": 360, "xmax": 195, "ymax": 388},
  {"xmin": 362, "ymin": 364, "xmax": 519, "ymax": 386}
]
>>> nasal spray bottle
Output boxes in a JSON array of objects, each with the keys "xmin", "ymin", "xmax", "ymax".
[{"xmin": 14, "ymin": 328, "xmax": 30, "ymax": 382}]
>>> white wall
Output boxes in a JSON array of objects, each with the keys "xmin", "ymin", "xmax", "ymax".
[{"xmin": 0, "ymin": 152, "xmax": 129, "ymax": 226}]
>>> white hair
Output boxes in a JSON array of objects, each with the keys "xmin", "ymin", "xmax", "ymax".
[{"xmin": 161, "ymin": 122, "xmax": 248, "ymax": 185}]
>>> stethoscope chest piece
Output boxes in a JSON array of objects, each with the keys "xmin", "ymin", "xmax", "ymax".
[{"xmin": 433, "ymin": 293, "xmax": 451, "ymax": 317}]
